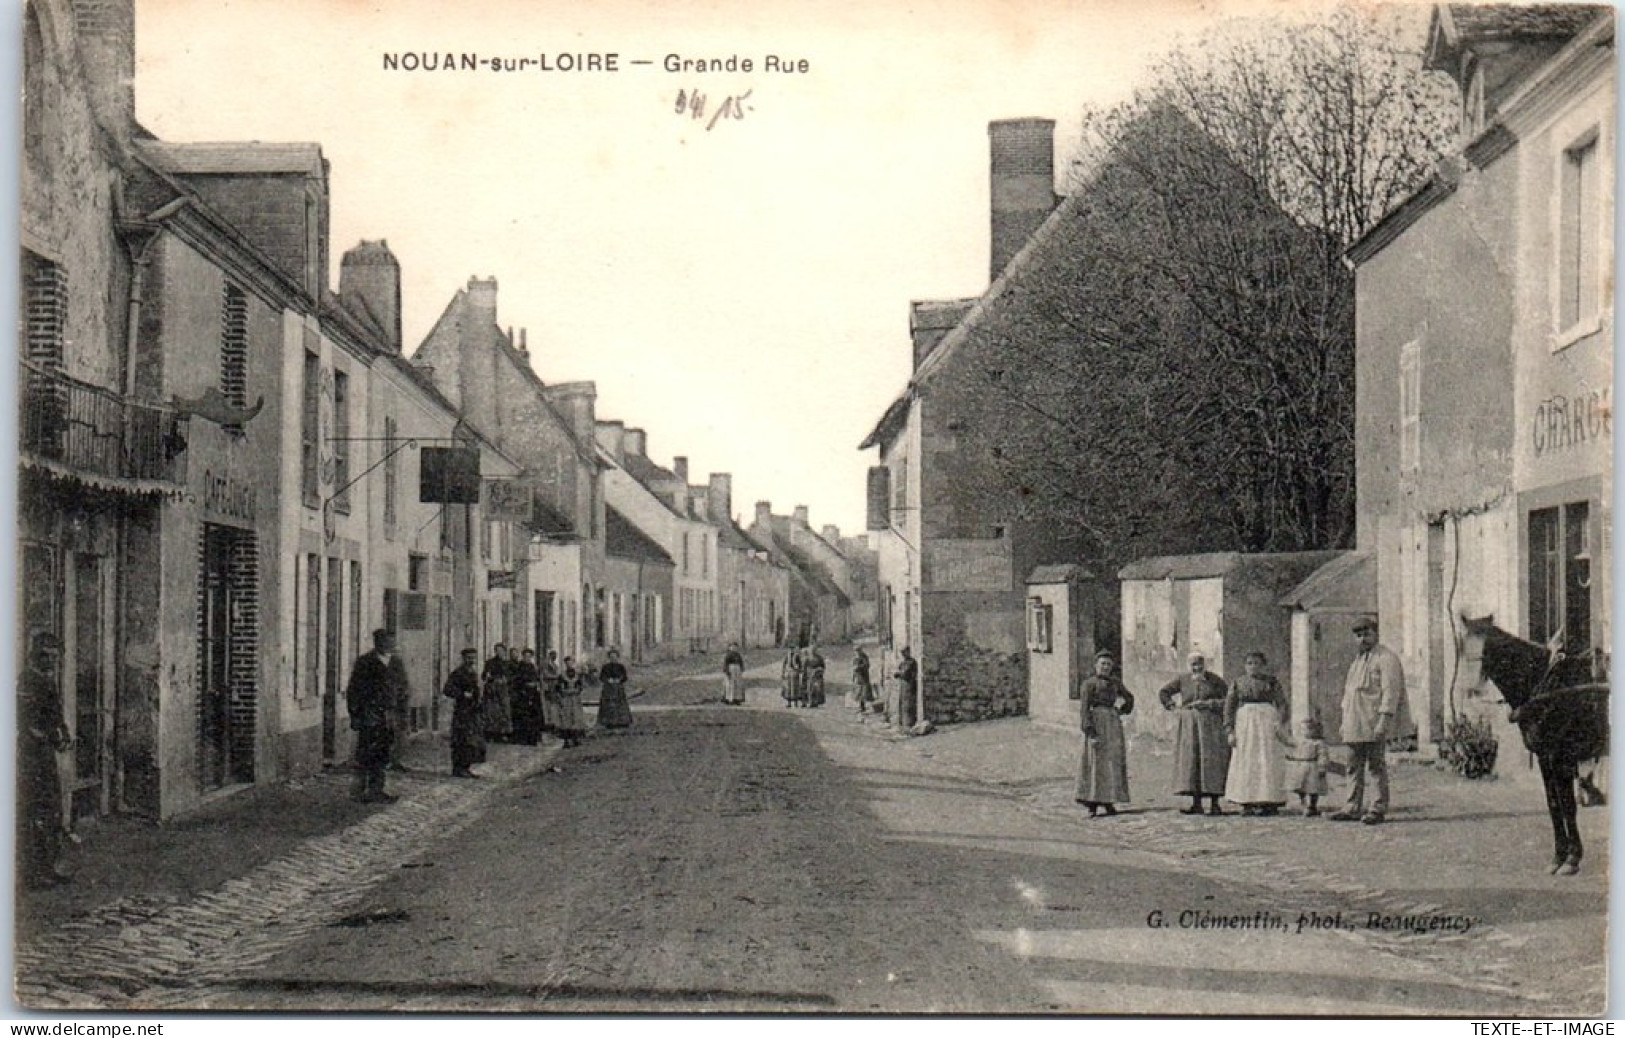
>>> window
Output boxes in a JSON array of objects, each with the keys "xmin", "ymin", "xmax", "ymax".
[
  {"xmin": 682, "ymin": 532, "xmax": 691, "ymax": 574},
  {"xmin": 332, "ymin": 369, "xmax": 350, "ymax": 512},
  {"xmin": 1026, "ymin": 597, "xmax": 1054, "ymax": 653},
  {"xmin": 701, "ymin": 533, "xmax": 710, "ymax": 578},
  {"xmin": 301, "ymin": 352, "xmax": 320, "ymax": 505},
  {"xmin": 1399, "ymin": 340, "xmax": 1420, "ymax": 475},
  {"xmin": 1558, "ymin": 131, "xmax": 1603, "ymax": 337},
  {"xmin": 383, "ymin": 415, "xmax": 398, "ymax": 535},
  {"xmin": 1529, "ymin": 502, "xmax": 1593, "ymax": 652},
  {"xmin": 892, "ymin": 456, "xmax": 909, "ymax": 514},
  {"xmin": 220, "ymin": 283, "xmax": 248, "ymax": 433},
  {"xmin": 408, "ymin": 553, "xmax": 428, "ymax": 591}
]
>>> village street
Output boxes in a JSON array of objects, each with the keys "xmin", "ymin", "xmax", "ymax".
[{"xmin": 14, "ymin": 648, "xmax": 1606, "ymax": 1016}]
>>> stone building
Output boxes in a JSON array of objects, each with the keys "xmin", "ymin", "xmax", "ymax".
[
  {"xmin": 1342, "ymin": 3, "xmax": 1613, "ymax": 769},
  {"xmin": 604, "ymin": 505, "xmax": 677, "ymax": 663},
  {"xmin": 748, "ymin": 503, "xmax": 851, "ymax": 647},
  {"xmin": 413, "ymin": 278, "xmax": 624, "ymax": 667},
  {"xmin": 859, "ymin": 120, "xmax": 1069, "ymax": 725},
  {"xmin": 22, "ymin": 0, "xmax": 187, "ymax": 822}
]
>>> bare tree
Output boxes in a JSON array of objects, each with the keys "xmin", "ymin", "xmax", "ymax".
[{"xmin": 953, "ymin": 5, "xmax": 1455, "ymax": 575}]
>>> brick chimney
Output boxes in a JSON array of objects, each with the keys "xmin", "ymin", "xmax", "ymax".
[
  {"xmin": 673, "ymin": 456, "xmax": 689, "ymax": 484},
  {"xmin": 594, "ymin": 420, "xmax": 626, "ymax": 462},
  {"xmin": 989, "ymin": 119, "xmax": 1057, "ymax": 281},
  {"xmin": 822, "ymin": 523, "xmax": 841, "ymax": 543},
  {"xmin": 466, "ymin": 276, "xmax": 499, "ymax": 337},
  {"xmin": 543, "ymin": 382, "xmax": 597, "ymax": 446},
  {"xmin": 339, "ymin": 240, "xmax": 402, "ymax": 352},
  {"xmin": 754, "ymin": 501, "xmax": 773, "ymax": 530},
  {"xmin": 624, "ymin": 428, "xmax": 647, "ymax": 457},
  {"xmin": 708, "ymin": 474, "xmax": 733, "ymax": 526},
  {"xmin": 793, "ymin": 505, "xmax": 810, "ymax": 527},
  {"xmin": 71, "ymin": 0, "xmax": 135, "ymax": 133}
]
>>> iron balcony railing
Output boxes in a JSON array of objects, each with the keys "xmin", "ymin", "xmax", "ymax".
[{"xmin": 20, "ymin": 360, "xmax": 186, "ymax": 485}]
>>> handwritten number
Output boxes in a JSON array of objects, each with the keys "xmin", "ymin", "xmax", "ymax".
[{"xmin": 675, "ymin": 88, "xmax": 750, "ymax": 130}]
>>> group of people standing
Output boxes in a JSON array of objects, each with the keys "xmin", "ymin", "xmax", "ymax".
[
  {"xmin": 780, "ymin": 644, "xmax": 828, "ymax": 707},
  {"xmin": 1074, "ymin": 615, "xmax": 1406, "ymax": 825},
  {"xmin": 346, "ymin": 633, "xmax": 635, "ymax": 798}
]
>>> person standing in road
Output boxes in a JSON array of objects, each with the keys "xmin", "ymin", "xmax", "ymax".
[
  {"xmin": 19, "ymin": 631, "xmax": 72, "ymax": 888},
  {"xmin": 443, "ymin": 647, "xmax": 483, "ymax": 777},
  {"xmin": 596, "ymin": 648, "xmax": 633, "ymax": 729},
  {"xmin": 804, "ymin": 643, "xmax": 826, "ymax": 708},
  {"xmin": 1331, "ymin": 615, "xmax": 1407, "ymax": 825},
  {"xmin": 894, "ymin": 647, "xmax": 919, "ymax": 729},
  {"xmin": 1286, "ymin": 717, "xmax": 1331, "ymax": 817},
  {"xmin": 482, "ymin": 643, "xmax": 513, "ymax": 744},
  {"xmin": 346, "ymin": 629, "xmax": 402, "ymax": 803},
  {"xmin": 722, "ymin": 642, "xmax": 746, "ymax": 705},
  {"xmin": 386, "ymin": 648, "xmax": 412, "ymax": 773},
  {"xmin": 1223, "ymin": 651, "xmax": 1290, "ymax": 816},
  {"xmin": 556, "ymin": 656, "xmax": 588, "ymax": 747},
  {"xmin": 782, "ymin": 647, "xmax": 803, "ymax": 707},
  {"xmin": 1159, "ymin": 651, "xmax": 1230, "ymax": 816},
  {"xmin": 540, "ymin": 649, "xmax": 562, "ymax": 736},
  {"xmin": 850, "ymin": 646, "xmax": 874, "ymax": 713},
  {"xmin": 510, "ymin": 648, "xmax": 544, "ymax": 746},
  {"xmin": 1075, "ymin": 650, "xmax": 1134, "ymax": 818}
]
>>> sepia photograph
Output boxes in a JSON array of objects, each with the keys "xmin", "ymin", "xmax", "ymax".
[{"xmin": 12, "ymin": 0, "xmax": 1616, "ymax": 1017}]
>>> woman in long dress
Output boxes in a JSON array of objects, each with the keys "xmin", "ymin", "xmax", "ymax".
[
  {"xmin": 1224, "ymin": 651, "xmax": 1290, "ymax": 815},
  {"xmin": 722, "ymin": 643, "xmax": 746, "ymax": 705},
  {"xmin": 1076, "ymin": 650, "xmax": 1135, "ymax": 817},
  {"xmin": 481, "ymin": 645, "xmax": 513, "ymax": 743},
  {"xmin": 540, "ymin": 650, "xmax": 562, "ymax": 735},
  {"xmin": 596, "ymin": 649, "xmax": 634, "ymax": 729},
  {"xmin": 1158, "ymin": 651, "xmax": 1231, "ymax": 816},
  {"xmin": 803, "ymin": 645, "xmax": 826, "ymax": 708},
  {"xmin": 510, "ymin": 648, "xmax": 544, "ymax": 745},
  {"xmin": 850, "ymin": 647, "xmax": 874, "ymax": 712},
  {"xmin": 556, "ymin": 657, "xmax": 588, "ymax": 747}
]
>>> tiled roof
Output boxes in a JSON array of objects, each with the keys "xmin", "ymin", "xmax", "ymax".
[
  {"xmin": 139, "ymin": 141, "xmax": 326, "ymax": 178},
  {"xmin": 1279, "ymin": 552, "xmax": 1376, "ymax": 612},
  {"xmin": 606, "ymin": 505, "xmax": 674, "ymax": 565},
  {"xmin": 530, "ymin": 496, "xmax": 577, "ymax": 539},
  {"xmin": 621, "ymin": 452, "xmax": 679, "ymax": 486},
  {"xmin": 1447, "ymin": 3, "xmax": 1605, "ymax": 40},
  {"xmin": 1026, "ymin": 563, "xmax": 1093, "ymax": 585},
  {"xmin": 1118, "ymin": 550, "xmax": 1344, "ymax": 583}
]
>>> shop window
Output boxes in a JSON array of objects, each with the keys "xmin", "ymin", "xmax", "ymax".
[{"xmin": 1529, "ymin": 502, "xmax": 1592, "ymax": 652}]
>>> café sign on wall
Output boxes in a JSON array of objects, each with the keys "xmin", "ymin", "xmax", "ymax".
[{"xmin": 1532, "ymin": 386, "xmax": 1611, "ymax": 458}]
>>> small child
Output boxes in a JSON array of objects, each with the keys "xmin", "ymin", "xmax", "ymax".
[{"xmin": 1285, "ymin": 717, "xmax": 1330, "ymax": 817}]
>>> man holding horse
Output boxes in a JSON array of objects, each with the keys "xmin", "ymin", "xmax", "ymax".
[{"xmin": 1332, "ymin": 615, "xmax": 1407, "ymax": 825}]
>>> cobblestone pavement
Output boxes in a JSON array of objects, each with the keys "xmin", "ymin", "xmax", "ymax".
[
  {"xmin": 786, "ymin": 654, "xmax": 1606, "ymax": 1016},
  {"xmin": 14, "ymin": 741, "xmax": 558, "ymax": 1010},
  {"xmin": 12, "ymin": 648, "xmax": 1605, "ymax": 1015}
]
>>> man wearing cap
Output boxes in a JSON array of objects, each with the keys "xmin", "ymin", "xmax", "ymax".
[
  {"xmin": 19, "ymin": 631, "xmax": 72, "ymax": 888},
  {"xmin": 346, "ymin": 629, "xmax": 403, "ymax": 804},
  {"xmin": 1159, "ymin": 650, "xmax": 1231, "ymax": 815},
  {"xmin": 1332, "ymin": 615, "xmax": 1407, "ymax": 824}
]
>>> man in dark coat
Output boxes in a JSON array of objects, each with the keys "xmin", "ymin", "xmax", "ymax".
[
  {"xmin": 443, "ymin": 648, "xmax": 484, "ymax": 776},
  {"xmin": 19, "ymin": 631, "xmax": 72, "ymax": 888},
  {"xmin": 894, "ymin": 647, "xmax": 919, "ymax": 729},
  {"xmin": 346, "ymin": 629, "xmax": 403, "ymax": 803}
]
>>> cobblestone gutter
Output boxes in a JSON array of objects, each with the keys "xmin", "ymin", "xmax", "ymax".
[{"xmin": 15, "ymin": 746, "xmax": 557, "ymax": 1011}]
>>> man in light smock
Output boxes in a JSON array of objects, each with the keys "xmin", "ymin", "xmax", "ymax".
[{"xmin": 1331, "ymin": 614, "xmax": 1407, "ymax": 825}]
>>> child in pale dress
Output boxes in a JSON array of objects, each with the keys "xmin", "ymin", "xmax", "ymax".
[{"xmin": 1285, "ymin": 717, "xmax": 1330, "ymax": 817}]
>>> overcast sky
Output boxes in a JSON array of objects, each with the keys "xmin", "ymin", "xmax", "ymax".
[{"xmin": 135, "ymin": 0, "xmax": 1326, "ymax": 536}]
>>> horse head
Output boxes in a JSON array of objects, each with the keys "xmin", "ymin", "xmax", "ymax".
[{"xmin": 1459, "ymin": 614, "xmax": 1553, "ymax": 713}]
